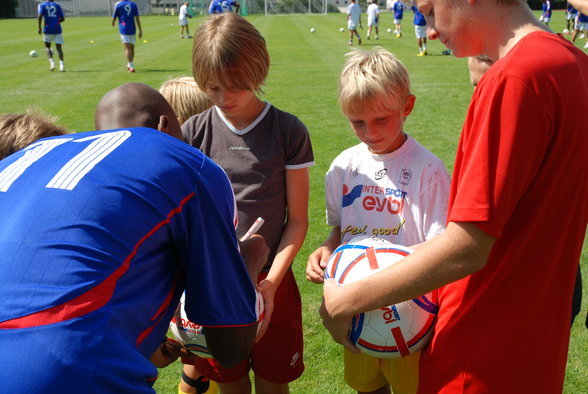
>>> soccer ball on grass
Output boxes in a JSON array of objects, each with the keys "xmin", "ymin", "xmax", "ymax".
[
  {"xmin": 324, "ymin": 235, "xmax": 438, "ymax": 358},
  {"xmin": 29, "ymin": 50, "xmax": 38, "ymax": 58}
]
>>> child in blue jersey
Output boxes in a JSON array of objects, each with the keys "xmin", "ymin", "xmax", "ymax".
[
  {"xmin": 181, "ymin": 12, "xmax": 314, "ymax": 394},
  {"xmin": 112, "ymin": 0, "xmax": 143, "ymax": 72},
  {"xmin": 392, "ymin": 0, "xmax": 405, "ymax": 38},
  {"xmin": 37, "ymin": 0, "xmax": 65, "ymax": 72},
  {"xmin": 0, "ymin": 82, "xmax": 268, "ymax": 393},
  {"xmin": 411, "ymin": 5, "xmax": 427, "ymax": 55}
]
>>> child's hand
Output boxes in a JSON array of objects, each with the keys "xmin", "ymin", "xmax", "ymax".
[
  {"xmin": 239, "ymin": 234, "xmax": 269, "ymax": 284},
  {"xmin": 306, "ymin": 246, "xmax": 333, "ymax": 284}
]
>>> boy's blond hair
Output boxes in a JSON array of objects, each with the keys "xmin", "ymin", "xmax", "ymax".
[
  {"xmin": 159, "ymin": 76, "xmax": 213, "ymax": 124},
  {"xmin": 0, "ymin": 110, "xmax": 67, "ymax": 160},
  {"xmin": 192, "ymin": 13, "xmax": 269, "ymax": 94},
  {"xmin": 339, "ymin": 47, "xmax": 411, "ymax": 116}
]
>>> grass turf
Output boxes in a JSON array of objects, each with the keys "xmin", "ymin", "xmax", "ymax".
[{"xmin": 0, "ymin": 10, "xmax": 586, "ymax": 393}]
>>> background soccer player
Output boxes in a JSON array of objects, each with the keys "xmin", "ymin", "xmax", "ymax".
[
  {"xmin": 111, "ymin": 0, "xmax": 143, "ymax": 72},
  {"xmin": 37, "ymin": 0, "xmax": 65, "ymax": 72}
]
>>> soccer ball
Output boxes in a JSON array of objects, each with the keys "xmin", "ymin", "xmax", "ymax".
[
  {"xmin": 324, "ymin": 236, "xmax": 438, "ymax": 359},
  {"xmin": 339, "ymin": 27, "xmax": 345, "ymax": 32},
  {"xmin": 310, "ymin": 27, "xmax": 316, "ymax": 33},
  {"xmin": 387, "ymin": 28, "xmax": 392, "ymax": 33},
  {"xmin": 29, "ymin": 50, "xmax": 38, "ymax": 58},
  {"xmin": 169, "ymin": 291, "xmax": 264, "ymax": 358}
]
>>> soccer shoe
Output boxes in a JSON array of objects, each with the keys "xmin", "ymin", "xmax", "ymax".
[
  {"xmin": 59, "ymin": 65, "xmax": 65, "ymax": 72},
  {"xmin": 187, "ymin": 35, "xmax": 193, "ymax": 38},
  {"xmin": 128, "ymin": 67, "xmax": 136, "ymax": 73},
  {"xmin": 442, "ymin": 49, "xmax": 451, "ymax": 55},
  {"xmin": 49, "ymin": 62, "xmax": 55, "ymax": 72},
  {"xmin": 367, "ymin": 34, "xmax": 370, "ymax": 40},
  {"xmin": 358, "ymin": 37, "xmax": 362, "ymax": 45},
  {"xmin": 180, "ymin": 35, "xmax": 184, "ymax": 39},
  {"xmin": 417, "ymin": 52, "xmax": 425, "ymax": 57},
  {"xmin": 375, "ymin": 35, "xmax": 378, "ymax": 40},
  {"xmin": 348, "ymin": 40, "xmax": 353, "ymax": 45},
  {"xmin": 396, "ymin": 33, "xmax": 401, "ymax": 38},
  {"xmin": 423, "ymin": 50, "xmax": 428, "ymax": 56}
]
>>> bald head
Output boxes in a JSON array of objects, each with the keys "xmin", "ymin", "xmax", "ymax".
[{"xmin": 95, "ymin": 83, "xmax": 182, "ymax": 140}]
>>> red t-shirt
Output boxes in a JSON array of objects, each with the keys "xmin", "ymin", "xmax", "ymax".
[{"xmin": 419, "ymin": 32, "xmax": 588, "ymax": 393}]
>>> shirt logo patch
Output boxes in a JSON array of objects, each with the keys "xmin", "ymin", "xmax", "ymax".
[
  {"xmin": 375, "ymin": 168, "xmax": 387, "ymax": 180},
  {"xmin": 399, "ymin": 168, "xmax": 412, "ymax": 186}
]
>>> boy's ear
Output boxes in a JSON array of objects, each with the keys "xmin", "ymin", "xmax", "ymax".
[{"xmin": 404, "ymin": 94, "xmax": 416, "ymax": 118}]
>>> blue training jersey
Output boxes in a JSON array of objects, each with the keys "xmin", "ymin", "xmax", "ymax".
[
  {"xmin": 0, "ymin": 128, "xmax": 257, "ymax": 393},
  {"xmin": 38, "ymin": 1, "xmax": 64, "ymax": 34},
  {"xmin": 113, "ymin": 0, "xmax": 139, "ymax": 35},
  {"xmin": 392, "ymin": 1, "xmax": 404, "ymax": 19},
  {"xmin": 208, "ymin": 0, "xmax": 223, "ymax": 14},
  {"xmin": 411, "ymin": 6, "xmax": 426, "ymax": 26}
]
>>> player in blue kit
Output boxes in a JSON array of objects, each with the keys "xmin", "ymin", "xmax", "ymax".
[
  {"xmin": 112, "ymin": 0, "xmax": 143, "ymax": 72},
  {"xmin": 37, "ymin": 0, "xmax": 65, "ymax": 72},
  {"xmin": 411, "ymin": 5, "xmax": 427, "ymax": 55},
  {"xmin": 392, "ymin": 0, "xmax": 405, "ymax": 38},
  {"xmin": 0, "ymin": 83, "xmax": 267, "ymax": 393}
]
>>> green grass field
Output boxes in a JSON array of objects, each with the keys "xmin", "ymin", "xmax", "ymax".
[{"xmin": 0, "ymin": 10, "xmax": 586, "ymax": 393}]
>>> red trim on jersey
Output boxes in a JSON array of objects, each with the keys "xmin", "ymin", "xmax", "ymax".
[{"xmin": 0, "ymin": 192, "xmax": 196, "ymax": 330}]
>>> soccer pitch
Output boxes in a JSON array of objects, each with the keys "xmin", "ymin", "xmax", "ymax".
[{"xmin": 0, "ymin": 11, "xmax": 586, "ymax": 393}]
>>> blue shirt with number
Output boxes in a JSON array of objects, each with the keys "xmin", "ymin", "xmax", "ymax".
[
  {"xmin": 0, "ymin": 128, "xmax": 257, "ymax": 393},
  {"xmin": 113, "ymin": 0, "xmax": 140, "ymax": 35},
  {"xmin": 38, "ymin": 1, "xmax": 64, "ymax": 34}
]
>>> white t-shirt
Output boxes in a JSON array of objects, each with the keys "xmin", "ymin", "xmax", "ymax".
[
  {"xmin": 325, "ymin": 135, "xmax": 450, "ymax": 246},
  {"xmin": 367, "ymin": 3, "xmax": 380, "ymax": 26},
  {"xmin": 347, "ymin": 3, "xmax": 361, "ymax": 29},
  {"xmin": 179, "ymin": 4, "xmax": 188, "ymax": 25}
]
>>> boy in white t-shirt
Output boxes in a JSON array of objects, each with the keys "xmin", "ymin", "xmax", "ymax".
[
  {"xmin": 366, "ymin": 0, "xmax": 380, "ymax": 40},
  {"xmin": 347, "ymin": 0, "xmax": 362, "ymax": 45},
  {"xmin": 306, "ymin": 47, "xmax": 450, "ymax": 394}
]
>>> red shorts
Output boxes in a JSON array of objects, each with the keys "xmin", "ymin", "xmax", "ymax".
[{"xmin": 191, "ymin": 270, "xmax": 304, "ymax": 384}]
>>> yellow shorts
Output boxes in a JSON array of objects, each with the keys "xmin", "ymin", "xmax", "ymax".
[{"xmin": 344, "ymin": 349, "xmax": 420, "ymax": 393}]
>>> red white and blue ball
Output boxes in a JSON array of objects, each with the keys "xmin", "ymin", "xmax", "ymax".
[{"xmin": 325, "ymin": 236, "xmax": 438, "ymax": 359}]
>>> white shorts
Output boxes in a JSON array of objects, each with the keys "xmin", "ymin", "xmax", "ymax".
[
  {"xmin": 394, "ymin": 18, "xmax": 402, "ymax": 24},
  {"xmin": 348, "ymin": 21, "xmax": 359, "ymax": 31},
  {"xmin": 120, "ymin": 34, "xmax": 136, "ymax": 44},
  {"xmin": 414, "ymin": 25, "xmax": 426, "ymax": 39},
  {"xmin": 540, "ymin": 15, "xmax": 551, "ymax": 23},
  {"xmin": 566, "ymin": 11, "xmax": 577, "ymax": 20},
  {"xmin": 43, "ymin": 33, "xmax": 64, "ymax": 45},
  {"xmin": 368, "ymin": 21, "xmax": 378, "ymax": 27},
  {"xmin": 577, "ymin": 21, "xmax": 588, "ymax": 31},
  {"xmin": 179, "ymin": 16, "xmax": 188, "ymax": 26}
]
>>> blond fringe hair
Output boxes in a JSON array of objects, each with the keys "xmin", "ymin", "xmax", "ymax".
[
  {"xmin": 192, "ymin": 13, "xmax": 269, "ymax": 94},
  {"xmin": 0, "ymin": 109, "xmax": 67, "ymax": 160},
  {"xmin": 159, "ymin": 77, "xmax": 213, "ymax": 124},
  {"xmin": 338, "ymin": 47, "xmax": 411, "ymax": 116}
]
